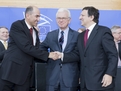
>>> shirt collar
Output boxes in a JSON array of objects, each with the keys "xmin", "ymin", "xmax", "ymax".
[
  {"xmin": 87, "ymin": 23, "xmax": 96, "ymax": 32},
  {"xmin": 117, "ymin": 41, "xmax": 120, "ymax": 44},
  {"xmin": 25, "ymin": 20, "xmax": 32, "ymax": 29},
  {"xmin": 59, "ymin": 27, "xmax": 69, "ymax": 34},
  {"xmin": 0, "ymin": 40, "xmax": 7, "ymax": 44}
]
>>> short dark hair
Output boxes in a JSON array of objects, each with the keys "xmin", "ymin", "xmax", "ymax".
[
  {"xmin": 25, "ymin": 6, "xmax": 33, "ymax": 17},
  {"xmin": 82, "ymin": 6, "xmax": 99, "ymax": 24}
]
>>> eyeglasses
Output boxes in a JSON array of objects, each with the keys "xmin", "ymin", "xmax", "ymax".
[
  {"xmin": 114, "ymin": 32, "xmax": 121, "ymax": 35},
  {"xmin": 56, "ymin": 17, "xmax": 70, "ymax": 20}
]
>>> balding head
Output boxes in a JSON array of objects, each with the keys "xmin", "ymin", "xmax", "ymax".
[{"xmin": 25, "ymin": 6, "xmax": 40, "ymax": 27}]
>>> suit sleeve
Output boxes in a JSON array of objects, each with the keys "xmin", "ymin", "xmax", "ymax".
[
  {"xmin": 63, "ymin": 45, "xmax": 80, "ymax": 63},
  {"xmin": 10, "ymin": 21, "xmax": 49, "ymax": 61},
  {"xmin": 102, "ymin": 28, "xmax": 118, "ymax": 77}
]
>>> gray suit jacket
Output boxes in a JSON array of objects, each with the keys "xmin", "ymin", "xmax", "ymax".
[{"xmin": 40, "ymin": 28, "xmax": 80, "ymax": 87}]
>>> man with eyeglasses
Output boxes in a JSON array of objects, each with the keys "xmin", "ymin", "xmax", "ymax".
[{"xmin": 40, "ymin": 8, "xmax": 80, "ymax": 91}]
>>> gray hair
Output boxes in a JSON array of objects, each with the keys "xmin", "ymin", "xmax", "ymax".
[
  {"xmin": 25, "ymin": 6, "xmax": 34, "ymax": 17},
  {"xmin": 56, "ymin": 8, "xmax": 71, "ymax": 18},
  {"xmin": 111, "ymin": 25, "xmax": 121, "ymax": 33}
]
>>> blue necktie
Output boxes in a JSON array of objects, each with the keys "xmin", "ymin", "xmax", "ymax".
[{"xmin": 59, "ymin": 31, "xmax": 64, "ymax": 51}]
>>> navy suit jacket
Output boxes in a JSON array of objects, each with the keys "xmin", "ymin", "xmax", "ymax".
[
  {"xmin": 0, "ymin": 19, "xmax": 49, "ymax": 85},
  {"xmin": 40, "ymin": 28, "xmax": 80, "ymax": 87},
  {"xmin": 118, "ymin": 42, "xmax": 121, "ymax": 60},
  {"xmin": 64, "ymin": 24, "xmax": 118, "ymax": 90},
  {"xmin": 0, "ymin": 41, "xmax": 6, "ymax": 62}
]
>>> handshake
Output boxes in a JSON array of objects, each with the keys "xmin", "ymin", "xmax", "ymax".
[{"xmin": 49, "ymin": 51, "xmax": 63, "ymax": 60}]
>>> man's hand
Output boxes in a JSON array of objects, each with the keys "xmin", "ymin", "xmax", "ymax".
[
  {"xmin": 101, "ymin": 74, "xmax": 112, "ymax": 87},
  {"xmin": 54, "ymin": 51, "xmax": 63, "ymax": 59},
  {"xmin": 48, "ymin": 52, "xmax": 60, "ymax": 60}
]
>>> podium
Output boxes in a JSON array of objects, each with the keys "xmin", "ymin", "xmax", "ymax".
[
  {"xmin": 35, "ymin": 63, "xmax": 47, "ymax": 91},
  {"xmin": 114, "ymin": 68, "xmax": 121, "ymax": 91}
]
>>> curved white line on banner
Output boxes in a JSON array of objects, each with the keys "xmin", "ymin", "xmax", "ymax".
[{"xmin": 40, "ymin": 14, "xmax": 52, "ymax": 22}]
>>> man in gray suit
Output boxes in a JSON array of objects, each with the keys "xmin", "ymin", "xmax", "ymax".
[{"xmin": 40, "ymin": 8, "xmax": 80, "ymax": 91}]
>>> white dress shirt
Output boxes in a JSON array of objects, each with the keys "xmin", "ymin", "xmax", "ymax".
[
  {"xmin": 25, "ymin": 20, "xmax": 36, "ymax": 46},
  {"xmin": 87, "ymin": 23, "xmax": 96, "ymax": 38}
]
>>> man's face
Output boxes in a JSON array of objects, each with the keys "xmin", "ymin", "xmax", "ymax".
[
  {"xmin": 0, "ymin": 28, "xmax": 9, "ymax": 41},
  {"xmin": 26, "ymin": 7, "xmax": 40, "ymax": 27},
  {"xmin": 79, "ymin": 10, "xmax": 93, "ymax": 28},
  {"xmin": 113, "ymin": 28, "xmax": 121, "ymax": 41},
  {"xmin": 56, "ymin": 11, "xmax": 71, "ymax": 30}
]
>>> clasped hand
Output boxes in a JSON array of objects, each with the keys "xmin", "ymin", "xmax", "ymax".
[{"xmin": 49, "ymin": 51, "xmax": 62, "ymax": 60}]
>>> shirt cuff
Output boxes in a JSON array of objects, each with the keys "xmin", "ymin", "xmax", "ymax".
[{"xmin": 61, "ymin": 53, "xmax": 64, "ymax": 61}]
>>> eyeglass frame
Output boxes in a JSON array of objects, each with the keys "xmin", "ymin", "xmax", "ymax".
[{"xmin": 56, "ymin": 17, "xmax": 70, "ymax": 20}]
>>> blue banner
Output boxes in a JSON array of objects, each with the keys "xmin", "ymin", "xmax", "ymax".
[{"xmin": 0, "ymin": 7, "xmax": 121, "ymax": 41}]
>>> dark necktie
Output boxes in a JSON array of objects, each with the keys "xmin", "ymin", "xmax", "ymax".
[
  {"xmin": 30, "ymin": 28, "xmax": 33, "ymax": 44},
  {"xmin": 59, "ymin": 31, "xmax": 64, "ymax": 51},
  {"xmin": 84, "ymin": 29, "xmax": 89, "ymax": 47},
  {"xmin": 30, "ymin": 28, "xmax": 33, "ymax": 37}
]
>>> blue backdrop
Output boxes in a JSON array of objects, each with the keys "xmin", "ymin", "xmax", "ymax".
[{"xmin": 0, "ymin": 7, "xmax": 121, "ymax": 41}]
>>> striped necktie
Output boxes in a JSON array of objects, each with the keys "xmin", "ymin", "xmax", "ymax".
[{"xmin": 59, "ymin": 31, "xmax": 64, "ymax": 51}]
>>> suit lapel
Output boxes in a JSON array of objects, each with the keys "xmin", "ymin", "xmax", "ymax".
[
  {"xmin": 81, "ymin": 32, "xmax": 85, "ymax": 50},
  {"xmin": 84, "ymin": 25, "xmax": 98, "ymax": 53},
  {"xmin": 63, "ymin": 29, "xmax": 73, "ymax": 52},
  {"xmin": 0, "ymin": 41, "xmax": 5, "ymax": 50},
  {"xmin": 22, "ymin": 20, "xmax": 33, "ymax": 44},
  {"xmin": 33, "ymin": 27, "xmax": 40, "ymax": 46},
  {"xmin": 53, "ymin": 29, "xmax": 62, "ymax": 51}
]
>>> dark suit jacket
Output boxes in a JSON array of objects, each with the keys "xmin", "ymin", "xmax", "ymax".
[
  {"xmin": 40, "ymin": 28, "xmax": 80, "ymax": 87},
  {"xmin": 118, "ymin": 42, "xmax": 121, "ymax": 60},
  {"xmin": 64, "ymin": 24, "xmax": 118, "ymax": 90},
  {"xmin": 0, "ymin": 41, "xmax": 6, "ymax": 62},
  {"xmin": 0, "ymin": 19, "xmax": 49, "ymax": 85}
]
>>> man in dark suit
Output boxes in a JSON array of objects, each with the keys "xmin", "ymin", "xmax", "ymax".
[
  {"xmin": 111, "ymin": 25, "xmax": 121, "ymax": 91},
  {"xmin": 0, "ymin": 27, "xmax": 9, "ymax": 62},
  {"xmin": 111, "ymin": 25, "xmax": 121, "ymax": 67},
  {"xmin": 118, "ymin": 42, "xmax": 121, "ymax": 66},
  {"xmin": 0, "ymin": 6, "xmax": 58, "ymax": 91},
  {"xmin": 58, "ymin": 6, "xmax": 118, "ymax": 91},
  {"xmin": 40, "ymin": 8, "xmax": 80, "ymax": 91}
]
